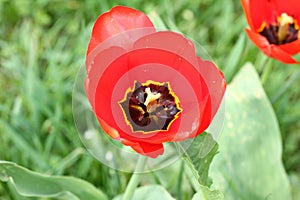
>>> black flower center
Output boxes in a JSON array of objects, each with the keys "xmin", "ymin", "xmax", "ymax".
[
  {"xmin": 259, "ymin": 13, "xmax": 300, "ymax": 45},
  {"xmin": 119, "ymin": 81, "xmax": 182, "ymax": 133}
]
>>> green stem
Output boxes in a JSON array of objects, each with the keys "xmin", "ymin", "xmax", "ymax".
[
  {"xmin": 261, "ymin": 58, "xmax": 274, "ymax": 85},
  {"xmin": 122, "ymin": 156, "xmax": 148, "ymax": 200},
  {"xmin": 176, "ymin": 160, "xmax": 185, "ymax": 200},
  {"xmin": 271, "ymin": 68, "xmax": 300, "ymax": 102},
  {"xmin": 184, "ymin": 161, "xmax": 202, "ymax": 192}
]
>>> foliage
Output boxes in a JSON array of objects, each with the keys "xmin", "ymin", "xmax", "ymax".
[
  {"xmin": 0, "ymin": 0, "xmax": 299, "ymax": 199},
  {"xmin": 0, "ymin": 161, "xmax": 108, "ymax": 200},
  {"xmin": 210, "ymin": 63, "xmax": 291, "ymax": 199}
]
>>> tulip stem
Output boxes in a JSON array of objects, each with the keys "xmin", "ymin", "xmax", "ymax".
[
  {"xmin": 261, "ymin": 58, "xmax": 273, "ymax": 85},
  {"xmin": 122, "ymin": 155, "xmax": 148, "ymax": 200}
]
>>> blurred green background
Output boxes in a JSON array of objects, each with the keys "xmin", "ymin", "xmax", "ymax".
[{"xmin": 0, "ymin": 0, "xmax": 299, "ymax": 199}]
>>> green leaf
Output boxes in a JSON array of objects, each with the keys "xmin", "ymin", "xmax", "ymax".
[
  {"xmin": 113, "ymin": 185, "xmax": 175, "ymax": 200},
  {"xmin": 192, "ymin": 187, "xmax": 224, "ymax": 200},
  {"xmin": 181, "ymin": 133, "xmax": 218, "ymax": 187},
  {"xmin": 177, "ymin": 133, "xmax": 223, "ymax": 200},
  {"xmin": 289, "ymin": 173, "xmax": 300, "ymax": 200},
  {"xmin": 0, "ymin": 161, "xmax": 108, "ymax": 200},
  {"xmin": 210, "ymin": 63, "xmax": 292, "ymax": 200}
]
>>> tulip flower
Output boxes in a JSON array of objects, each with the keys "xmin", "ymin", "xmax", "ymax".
[
  {"xmin": 241, "ymin": 0, "xmax": 300, "ymax": 64},
  {"xmin": 84, "ymin": 6, "xmax": 226, "ymax": 158}
]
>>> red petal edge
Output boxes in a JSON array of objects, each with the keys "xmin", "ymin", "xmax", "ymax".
[
  {"xmin": 241, "ymin": 0, "xmax": 255, "ymax": 30},
  {"xmin": 196, "ymin": 58, "xmax": 226, "ymax": 133},
  {"xmin": 245, "ymin": 29, "xmax": 298, "ymax": 64},
  {"xmin": 279, "ymin": 39, "xmax": 300, "ymax": 55},
  {"xmin": 98, "ymin": 117, "xmax": 163, "ymax": 158},
  {"xmin": 86, "ymin": 6, "xmax": 154, "ymax": 56},
  {"xmin": 121, "ymin": 139, "xmax": 164, "ymax": 158}
]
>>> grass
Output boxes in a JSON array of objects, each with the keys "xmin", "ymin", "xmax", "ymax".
[{"xmin": 1, "ymin": 0, "xmax": 300, "ymax": 199}]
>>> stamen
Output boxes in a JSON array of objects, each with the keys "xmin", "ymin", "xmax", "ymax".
[
  {"xmin": 144, "ymin": 87, "xmax": 161, "ymax": 106},
  {"xmin": 259, "ymin": 13, "xmax": 299, "ymax": 45},
  {"xmin": 130, "ymin": 105, "xmax": 145, "ymax": 114},
  {"xmin": 257, "ymin": 21, "xmax": 266, "ymax": 32}
]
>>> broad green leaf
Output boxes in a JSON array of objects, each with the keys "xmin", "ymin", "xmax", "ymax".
[
  {"xmin": 210, "ymin": 63, "xmax": 291, "ymax": 200},
  {"xmin": 177, "ymin": 133, "xmax": 223, "ymax": 200},
  {"xmin": 0, "ymin": 161, "xmax": 108, "ymax": 200},
  {"xmin": 113, "ymin": 185, "xmax": 175, "ymax": 200}
]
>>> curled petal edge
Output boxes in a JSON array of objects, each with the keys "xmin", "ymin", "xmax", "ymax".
[
  {"xmin": 246, "ymin": 29, "xmax": 299, "ymax": 64},
  {"xmin": 241, "ymin": 0, "xmax": 255, "ymax": 30},
  {"xmin": 121, "ymin": 139, "xmax": 164, "ymax": 158},
  {"xmin": 279, "ymin": 39, "xmax": 300, "ymax": 55}
]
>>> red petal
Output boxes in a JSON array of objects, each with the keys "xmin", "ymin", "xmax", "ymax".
[
  {"xmin": 85, "ymin": 46, "xmax": 126, "ymax": 107},
  {"xmin": 94, "ymin": 48, "xmax": 206, "ymax": 144},
  {"xmin": 196, "ymin": 58, "xmax": 226, "ymax": 133},
  {"xmin": 98, "ymin": 118, "xmax": 120, "ymax": 139},
  {"xmin": 245, "ymin": 28, "xmax": 270, "ymax": 49},
  {"xmin": 273, "ymin": 0, "xmax": 300, "ymax": 22},
  {"xmin": 279, "ymin": 39, "xmax": 300, "ymax": 55},
  {"xmin": 87, "ymin": 6, "xmax": 154, "ymax": 56},
  {"xmin": 99, "ymin": 117, "xmax": 163, "ymax": 158},
  {"xmin": 245, "ymin": 0, "xmax": 300, "ymax": 29},
  {"xmin": 97, "ymin": 116, "xmax": 164, "ymax": 158},
  {"xmin": 86, "ymin": 28, "xmax": 155, "ymax": 67},
  {"xmin": 248, "ymin": 0, "xmax": 277, "ymax": 29},
  {"xmin": 269, "ymin": 45, "xmax": 299, "ymax": 64},
  {"xmin": 246, "ymin": 29, "xmax": 298, "ymax": 64},
  {"xmin": 132, "ymin": 31, "xmax": 226, "ymax": 139},
  {"xmin": 133, "ymin": 31, "xmax": 199, "ymax": 68},
  {"xmin": 121, "ymin": 139, "xmax": 164, "ymax": 158}
]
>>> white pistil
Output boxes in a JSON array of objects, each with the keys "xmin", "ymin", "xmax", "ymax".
[
  {"xmin": 279, "ymin": 13, "xmax": 293, "ymax": 26},
  {"xmin": 278, "ymin": 13, "xmax": 294, "ymax": 43},
  {"xmin": 144, "ymin": 87, "xmax": 161, "ymax": 106}
]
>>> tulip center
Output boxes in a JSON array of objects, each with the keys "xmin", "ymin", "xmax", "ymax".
[
  {"xmin": 119, "ymin": 81, "xmax": 182, "ymax": 134},
  {"xmin": 258, "ymin": 13, "xmax": 300, "ymax": 45}
]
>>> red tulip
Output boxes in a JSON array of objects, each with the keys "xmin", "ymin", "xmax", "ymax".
[
  {"xmin": 241, "ymin": 0, "xmax": 300, "ymax": 64},
  {"xmin": 85, "ymin": 6, "xmax": 226, "ymax": 158}
]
